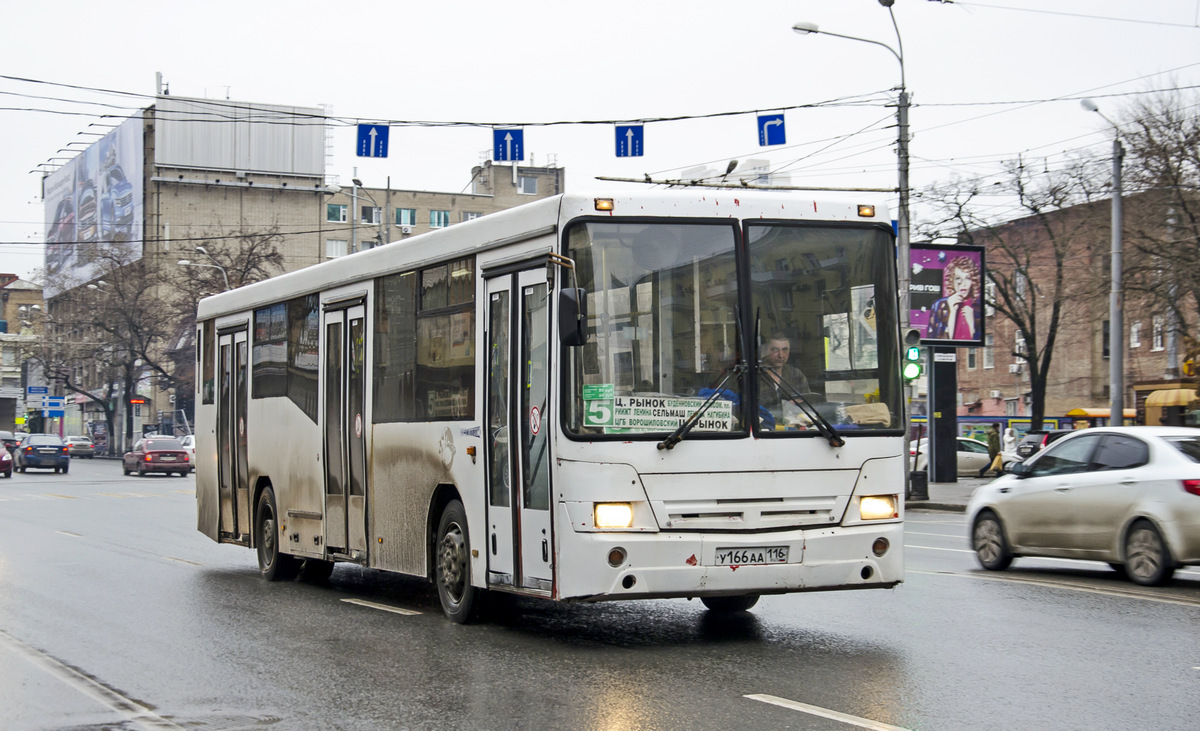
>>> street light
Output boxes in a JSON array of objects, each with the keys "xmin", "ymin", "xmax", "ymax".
[
  {"xmin": 178, "ymin": 257, "xmax": 231, "ymax": 291},
  {"xmin": 1081, "ymin": 98, "xmax": 1125, "ymax": 425},
  {"xmin": 793, "ymin": 2, "xmax": 910, "ymax": 327},
  {"xmin": 352, "ymin": 177, "xmax": 386, "ymax": 251}
]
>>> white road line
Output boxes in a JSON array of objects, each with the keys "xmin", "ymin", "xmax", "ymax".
[
  {"xmin": 340, "ymin": 598, "xmax": 421, "ymax": 616},
  {"xmin": 905, "ymin": 531, "xmax": 965, "ymax": 538},
  {"xmin": 906, "ymin": 543, "xmax": 974, "ymax": 554},
  {"xmin": 0, "ymin": 629, "xmax": 186, "ymax": 731},
  {"xmin": 907, "ymin": 569, "xmax": 1200, "ymax": 607},
  {"xmin": 45, "ymin": 493, "xmax": 78, "ymax": 499},
  {"xmin": 55, "ymin": 530, "xmax": 83, "ymax": 538},
  {"xmin": 745, "ymin": 694, "xmax": 911, "ymax": 730},
  {"xmin": 164, "ymin": 556, "xmax": 203, "ymax": 566}
]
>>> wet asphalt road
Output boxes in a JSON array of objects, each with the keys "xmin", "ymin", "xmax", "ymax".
[{"xmin": 1, "ymin": 459, "xmax": 1198, "ymax": 730}]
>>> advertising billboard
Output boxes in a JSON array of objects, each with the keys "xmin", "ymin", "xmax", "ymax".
[
  {"xmin": 909, "ymin": 243, "xmax": 987, "ymax": 347},
  {"xmin": 43, "ymin": 116, "xmax": 144, "ymax": 297}
]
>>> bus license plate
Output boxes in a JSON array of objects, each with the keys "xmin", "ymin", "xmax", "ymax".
[{"xmin": 713, "ymin": 546, "xmax": 788, "ymax": 566}]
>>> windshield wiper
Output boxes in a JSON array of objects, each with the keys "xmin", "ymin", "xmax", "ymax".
[
  {"xmin": 657, "ymin": 362, "xmax": 746, "ymax": 451},
  {"xmin": 762, "ymin": 368, "xmax": 845, "ymax": 448}
]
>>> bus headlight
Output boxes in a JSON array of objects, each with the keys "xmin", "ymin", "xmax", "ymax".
[
  {"xmin": 594, "ymin": 502, "xmax": 634, "ymax": 529},
  {"xmin": 859, "ymin": 495, "xmax": 898, "ymax": 521}
]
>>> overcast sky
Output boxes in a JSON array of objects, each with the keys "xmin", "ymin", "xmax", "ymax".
[{"xmin": 2, "ymin": 0, "xmax": 1198, "ymax": 281}]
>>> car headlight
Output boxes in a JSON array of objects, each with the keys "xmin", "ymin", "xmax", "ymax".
[
  {"xmin": 594, "ymin": 502, "xmax": 634, "ymax": 529},
  {"xmin": 860, "ymin": 495, "xmax": 899, "ymax": 521}
]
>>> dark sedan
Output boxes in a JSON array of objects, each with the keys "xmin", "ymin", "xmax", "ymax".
[
  {"xmin": 15, "ymin": 435, "xmax": 70, "ymax": 474},
  {"xmin": 123, "ymin": 437, "xmax": 192, "ymax": 477}
]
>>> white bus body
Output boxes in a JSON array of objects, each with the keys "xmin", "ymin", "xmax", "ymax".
[{"xmin": 195, "ymin": 191, "xmax": 906, "ymax": 622}]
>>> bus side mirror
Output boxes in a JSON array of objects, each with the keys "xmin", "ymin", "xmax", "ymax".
[{"xmin": 559, "ymin": 288, "xmax": 588, "ymax": 347}]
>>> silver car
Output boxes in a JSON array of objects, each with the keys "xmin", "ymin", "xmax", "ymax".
[{"xmin": 967, "ymin": 426, "xmax": 1200, "ymax": 586}]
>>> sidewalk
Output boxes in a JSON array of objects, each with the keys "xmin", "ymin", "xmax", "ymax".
[{"xmin": 907, "ymin": 476, "xmax": 993, "ymax": 513}]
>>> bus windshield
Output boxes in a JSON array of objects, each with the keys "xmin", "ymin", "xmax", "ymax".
[{"xmin": 564, "ymin": 220, "xmax": 903, "ymax": 438}]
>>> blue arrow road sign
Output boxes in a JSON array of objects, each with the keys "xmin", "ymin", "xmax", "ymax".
[
  {"xmin": 493, "ymin": 129, "xmax": 524, "ymax": 161},
  {"xmin": 757, "ymin": 114, "xmax": 786, "ymax": 146},
  {"xmin": 357, "ymin": 124, "xmax": 389, "ymax": 158},
  {"xmin": 615, "ymin": 125, "xmax": 644, "ymax": 157}
]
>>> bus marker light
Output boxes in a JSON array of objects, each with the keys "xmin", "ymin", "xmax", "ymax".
[
  {"xmin": 857, "ymin": 204, "xmax": 875, "ymax": 217},
  {"xmin": 859, "ymin": 495, "xmax": 898, "ymax": 520},
  {"xmin": 607, "ymin": 547, "xmax": 627, "ymax": 567},
  {"xmin": 594, "ymin": 198, "xmax": 615, "ymax": 211},
  {"xmin": 872, "ymin": 537, "xmax": 890, "ymax": 557},
  {"xmin": 594, "ymin": 502, "xmax": 633, "ymax": 529}
]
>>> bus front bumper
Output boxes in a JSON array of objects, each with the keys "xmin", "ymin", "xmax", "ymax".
[{"xmin": 555, "ymin": 521, "xmax": 904, "ymax": 602}]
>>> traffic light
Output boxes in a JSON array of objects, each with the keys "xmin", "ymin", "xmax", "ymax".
[{"xmin": 902, "ymin": 329, "xmax": 923, "ymax": 382}]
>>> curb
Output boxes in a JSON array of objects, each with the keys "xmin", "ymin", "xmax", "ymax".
[{"xmin": 906, "ymin": 502, "xmax": 966, "ymax": 513}]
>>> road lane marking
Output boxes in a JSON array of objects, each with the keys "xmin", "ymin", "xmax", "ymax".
[
  {"xmin": 340, "ymin": 598, "xmax": 421, "ymax": 616},
  {"xmin": 745, "ymin": 694, "xmax": 911, "ymax": 730},
  {"xmin": 55, "ymin": 530, "xmax": 83, "ymax": 538},
  {"xmin": 0, "ymin": 629, "xmax": 186, "ymax": 731},
  {"xmin": 907, "ymin": 569, "xmax": 1200, "ymax": 607},
  {"xmin": 45, "ymin": 494, "xmax": 78, "ymax": 499},
  {"xmin": 906, "ymin": 531, "xmax": 965, "ymax": 539},
  {"xmin": 164, "ymin": 556, "xmax": 203, "ymax": 566},
  {"xmin": 906, "ymin": 543, "xmax": 973, "ymax": 554}
]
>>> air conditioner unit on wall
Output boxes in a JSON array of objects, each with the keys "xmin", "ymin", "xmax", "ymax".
[
  {"xmin": 990, "ymin": 390, "xmax": 1002, "ymax": 399},
  {"xmin": 1008, "ymin": 364, "xmax": 1022, "ymax": 373},
  {"xmin": 400, "ymin": 226, "xmax": 413, "ymax": 234}
]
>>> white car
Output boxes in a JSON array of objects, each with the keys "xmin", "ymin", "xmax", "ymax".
[
  {"xmin": 967, "ymin": 426, "xmax": 1200, "ymax": 586},
  {"xmin": 179, "ymin": 434, "xmax": 195, "ymax": 462},
  {"xmin": 911, "ymin": 436, "xmax": 1019, "ymax": 476}
]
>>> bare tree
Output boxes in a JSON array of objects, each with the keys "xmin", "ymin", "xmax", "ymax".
[{"xmin": 919, "ymin": 156, "xmax": 1110, "ymax": 429}]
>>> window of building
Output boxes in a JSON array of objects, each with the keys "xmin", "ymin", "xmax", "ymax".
[
  {"xmin": 327, "ymin": 204, "xmax": 347, "ymax": 223},
  {"xmin": 1130, "ymin": 322, "xmax": 1141, "ymax": 348},
  {"xmin": 461, "ymin": 211, "xmax": 482, "ymax": 222},
  {"xmin": 984, "ymin": 280, "xmax": 996, "ymax": 316},
  {"xmin": 362, "ymin": 206, "xmax": 382, "ymax": 225},
  {"xmin": 1015, "ymin": 331, "xmax": 1026, "ymax": 364},
  {"xmin": 430, "ymin": 210, "xmax": 450, "ymax": 228},
  {"xmin": 1015, "ymin": 271, "xmax": 1028, "ymax": 297},
  {"xmin": 1, "ymin": 346, "xmax": 14, "ymax": 366},
  {"xmin": 1103, "ymin": 320, "xmax": 1110, "ymax": 358},
  {"xmin": 983, "ymin": 333, "xmax": 994, "ymax": 369},
  {"xmin": 326, "ymin": 239, "xmax": 348, "ymax": 259},
  {"xmin": 967, "ymin": 347, "xmax": 977, "ymax": 370},
  {"xmin": 396, "ymin": 208, "xmax": 417, "ymax": 226},
  {"xmin": 1153, "ymin": 315, "xmax": 1164, "ymax": 350},
  {"xmin": 518, "ymin": 176, "xmax": 538, "ymax": 195}
]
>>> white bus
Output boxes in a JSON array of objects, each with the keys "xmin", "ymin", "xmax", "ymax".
[{"xmin": 195, "ymin": 191, "xmax": 906, "ymax": 622}]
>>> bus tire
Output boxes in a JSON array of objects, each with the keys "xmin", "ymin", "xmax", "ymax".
[
  {"xmin": 700, "ymin": 595, "xmax": 760, "ymax": 612},
  {"xmin": 256, "ymin": 487, "xmax": 300, "ymax": 581},
  {"xmin": 435, "ymin": 499, "xmax": 480, "ymax": 624}
]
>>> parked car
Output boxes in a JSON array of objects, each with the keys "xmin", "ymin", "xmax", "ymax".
[
  {"xmin": 65, "ymin": 436, "xmax": 96, "ymax": 458},
  {"xmin": 968, "ymin": 426, "xmax": 1200, "ymax": 586},
  {"xmin": 123, "ymin": 437, "xmax": 192, "ymax": 477},
  {"xmin": 178, "ymin": 434, "xmax": 195, "ymax": 462},
  {"xmin": 0, "ymin": 430, "xmax": 18, "ymax": 454},
  {"xmin": 14, "ymin": 434, "xmax": 70, "ymax": 474},
  {"xmin": 1014, "ymin": 429, "xmax": 1075, "ymax": 459},
  {"xmin": 911, "ymin": 437, "xmax": 1019, "ymax": 476},
  {"xmin": 1, "ymin": 447, "xmax": 11, "ymax": 478}
]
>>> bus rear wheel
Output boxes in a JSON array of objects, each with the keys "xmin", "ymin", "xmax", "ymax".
[
  {"xmin": 435, "ymin": 499, "xmax": 480, "ymax": 623},
  {"xmin": 256, "ymin": 487, "xmax": 300, "ymax": 581},
  {"xmin": 700, "ymin": 594, "xmax": 760, "ymax": 612}
]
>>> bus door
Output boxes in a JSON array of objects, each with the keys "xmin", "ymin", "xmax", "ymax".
[
  {"xmin": 322, "ymin": 303, "xmax": 369, "ymax": 558},
  {"xmin": 484, "ymin": 268, "xmax": 553, "ymax": 592},
  {"xmin": 217, "ymin": 328, "xmax": 250, "ymax": 541}
]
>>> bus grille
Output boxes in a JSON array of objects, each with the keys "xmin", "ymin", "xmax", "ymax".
[{"xmin": 654, "ymin": 496, "xmax": 844, "ymax": 531}]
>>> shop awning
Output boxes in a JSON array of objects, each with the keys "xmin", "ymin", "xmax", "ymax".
[
  {"xmin": 1145, "ymin": 389, "xmax": 1198, "ymax": 408},
  {"xmin": 1065, "ymin": 408, "xmax": 1137, "ymax": 418}
]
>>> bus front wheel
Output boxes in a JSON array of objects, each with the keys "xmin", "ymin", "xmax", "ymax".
[
  {"xmin": 435, "ymin": 499, "xmax": 481, "ymax": 624},
  {"xmin": 256, "ymin": 487, "xmax": 300, "ymax": 581}
]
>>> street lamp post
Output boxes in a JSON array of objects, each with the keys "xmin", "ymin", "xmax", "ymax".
[
  {"xmin": 793, "ymin": 2, "xmax": 910, "ymax": 327},
  {"xmin": 1081, "ymin": 98, "xmax": 1125, "ymax": 425},
  {"xmin": 178, "ymin": 246, "xmax": 231, "ymax": 291},
  {"xmin": 352, "ymin": 177, "xmax": 385, "ymax": 251}
]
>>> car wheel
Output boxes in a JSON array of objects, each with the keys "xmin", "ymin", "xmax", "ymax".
[
  {"xmin": 972, "ymin": 510, "xmax": 1013, "ymax": 571},
  {"xmin": 255, "ymin": 487, "xmax": 301, "ymax": 581},
  {"xmin": 700, "ymin": 595, "xmax": 760, "ymax": 612},
  {"xmin": 61, "ymin": 465, "xmax": 68, "ymax": 474},
  {"xmin": 435, "ymin": 499, "xmax": 481, "ymax": 624},
  {"xmin": 1124, "ymin": 520, "xmax": 1174, "ymax": 586},
  {"xmin": 123, "ymin": 466, "xmax": 130, "ymax": 476}
]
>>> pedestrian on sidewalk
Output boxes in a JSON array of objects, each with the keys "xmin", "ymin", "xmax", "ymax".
[{"xmin": 979, "ymin": 422, "xmax": 1003, "ymax": 477}]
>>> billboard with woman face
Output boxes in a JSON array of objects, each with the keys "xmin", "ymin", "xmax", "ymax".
[{"xmin": 909, "ymin": 243, "xmax": 986, "ymax": 346}]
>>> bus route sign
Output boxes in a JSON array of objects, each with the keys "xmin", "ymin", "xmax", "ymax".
[{"xmin": 582, "ymin": 386, "xmax": 732, "ymax": 433}]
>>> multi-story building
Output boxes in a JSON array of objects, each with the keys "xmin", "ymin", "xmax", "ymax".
[
  {"xmin": 39, "ymin": 95, "xmax": 564, "ymax": 449},
  {"xmin": 0, "ymin": 277, "xmax": 44, "ymax": 430},
  {"xmin": 955, "ymin": 196, "xmax": 1191, "ymax": 425}
]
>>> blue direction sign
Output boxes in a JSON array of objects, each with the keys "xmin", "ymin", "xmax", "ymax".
[
  {"xmin": 492, "ymin": 128, "xmax": 524, "ymax": 162},
  {"xmin": 757, "ymin": 114, "xmax": 786, "ymax": 146},
  {"xmin": 615, "ymin": 125, "xmax": 644, "ymax": 157},
  {"xmin": 27, "ymin": 386, "xmax": 48, "ymax": 395},
  {"xmin": 357, "ymin": 124, "xmax": 389, "ymax": 158}
]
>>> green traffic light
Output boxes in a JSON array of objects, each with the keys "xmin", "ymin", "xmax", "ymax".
[
  {"xmin": 902, "ymin": 361, "xmax": 923, "ymax": 380},
  {"xmin": 905, "ymin": 346, "xmax": 921, "ymax": 361}
]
